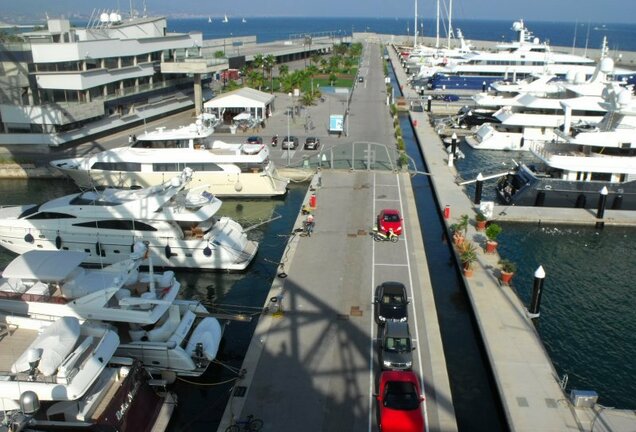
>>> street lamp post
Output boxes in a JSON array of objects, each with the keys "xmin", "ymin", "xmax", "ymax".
[{"xmin": 287, "ymin": 92, "xmax": 292, "ymax": 167}]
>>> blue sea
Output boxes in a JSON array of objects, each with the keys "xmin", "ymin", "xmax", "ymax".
[{"xmin": 167, "ymin": 17, "xmax": 636, "ymax": 52}]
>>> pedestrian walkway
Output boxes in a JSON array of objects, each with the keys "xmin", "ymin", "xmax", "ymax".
[{"xmin": 217, "ymin": 41, "xmax": 457, "ymax": 432}]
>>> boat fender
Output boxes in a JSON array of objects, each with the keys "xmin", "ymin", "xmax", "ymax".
[
  {"xmin": 55, "ymin": 234, "xmax": 62, "ymax": 250},
  {"xmin": 24, "ymin": 233, "xmax": 34, "ymax": 243},
  {"xmin": 234, "ymin": 181, "xmax": 243, "ymax": 192},
  {"xmin": 203, "ymin": 246, "xmax": 212, "ymax": 257},
  {"xmin": 95, "ymin": 242, "xmax": 102, "ymax": 256},
  {"xmin": 165, "ymin": 244, "xmax": 172, "ymax": 258}
]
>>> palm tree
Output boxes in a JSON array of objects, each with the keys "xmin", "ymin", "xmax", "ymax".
[
  {"xmin": 278, "ymin": 64, "xmax": 289, "ymax": 77},
  {"xmin": 264, "ymin": 55, "xmax": 276, "ymax": 93},
  {"xmin": 311, "ymin": 53, "xmax": 321, "ymax": 67}
]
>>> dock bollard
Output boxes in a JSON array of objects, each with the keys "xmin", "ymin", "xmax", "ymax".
[
  {"xmin": 427, "ymin": 96, "xmax": 432, "ymax": 112},
  {"xmin": 482, "ymin": 81, "xmax": 487, "ymax": 92},
  {"xmin": 596, "ymin": 186, "xmax": 608, "ymax": 229},
  {"xmin": 527, "ymin": 266, "xmax": 546, "ymax": 319},
  {"xmin": 474, "ymin": 173, "xmax": 484, "ymax": 205},
  {"xmin": 451, "ymin": 133, "xmax": 458, "ymax": 157}
]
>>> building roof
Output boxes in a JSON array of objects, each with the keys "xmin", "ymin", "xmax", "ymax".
[{"xmin": 204, "ymin": 87, "xmax": 274, "ymax": 109}]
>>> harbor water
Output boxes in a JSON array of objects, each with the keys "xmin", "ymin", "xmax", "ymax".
[{"xmin": 454, "ymin": 141, "xmax": 636, "ymax": 409}]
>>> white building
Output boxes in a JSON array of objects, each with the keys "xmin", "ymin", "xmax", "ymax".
[{"xmin": 0, "ymin": 13, "xmax": 221, "ymax": 148}]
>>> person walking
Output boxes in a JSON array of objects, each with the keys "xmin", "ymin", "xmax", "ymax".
[{"xmin": 304, "ymin": 213, "xmax": 315, "ymax": 237}]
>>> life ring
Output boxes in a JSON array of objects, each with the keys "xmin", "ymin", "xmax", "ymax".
[{"xmin": 544, "ymin": 185, "xmax": 552, "ymax": 190}]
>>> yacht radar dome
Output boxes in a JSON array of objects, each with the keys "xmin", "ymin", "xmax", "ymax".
[
  {"xmin": 600, "ymin": 57, "xmax": 614, "ymax": 73},
  {"xmin": 19, "ymin": 391, "xmax": 40, "ymax": 415}
]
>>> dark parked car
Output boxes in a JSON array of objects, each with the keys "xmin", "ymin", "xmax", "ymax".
[
  {"xmin": 374, "ymin": 281, "xmax": 409, "ymax": 324},
  {"xmin": 380, "ymin": 321, "xmax": 414, "ymax": 370},
  {"xmin": 246, "ymin": 135, "xmax": 263, "ymax": 144},
  {"xmin": 358, "ymin": 76, "xmax": 364, "ymax": 83},
  {"xmin": 433, "ymin": 94, "xmax": 460, "ymax": 102},
  {"xmin": 281, "ymin": 136, "xmax": 299, "ymax": 149},
  {"xmin": 304, "ymin": 137, "xmax": 320, "ymax": 150}
]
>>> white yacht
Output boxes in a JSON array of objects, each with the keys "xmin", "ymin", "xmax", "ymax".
[
  {"xmin": 51, "ymin": 116, "xmax": 289, "ymax": 197},
  {"xmin": 0, "ymin": 243, "xmax": 223, "ymax": 377},
  {"xmin": 496, "ymin": 83, "xmax": 636, "ymax": 209},
  {"xmin": 0, "ymin": 169, "xmax": 258, "ymax": 271},
  {"xmin": 0, "ymin": 314, "xmax": 175, "ymax": 432},
  {"xmin": 426, "ymin": 20, "xmax": 634, "ymax": 91},
  {"xmin": 465, "ymin": 57, "xmax": 618, "ymax": 151}
]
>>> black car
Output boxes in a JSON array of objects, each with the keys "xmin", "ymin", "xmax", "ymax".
[
  {"xmin": 374, "ymin": 282, "xmax": 409, "ymax": 324},
  {"xmin": 281, "ymin": 136, "xmax": 299, "ymax": 149},
  {"xmin": 304, "ymin": 137, "xmax": 320, "ymax": 150},
  {"xmin": 246, "ymin": 135, "xmax": 263, "ymax": 144}
]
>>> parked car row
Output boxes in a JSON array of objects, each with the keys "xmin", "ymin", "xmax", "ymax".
[
  {"xmin": 269, "ymin": 135, "xmax": 321, "ymax": 151},
  {"xmin": 373, "ymin": 281, "xmax": 425, "ymax": 432}
]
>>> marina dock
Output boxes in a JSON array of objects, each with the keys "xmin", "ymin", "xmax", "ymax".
[{"xmin": 390, "ymin": 45, "xmax": 636, "ymax": 431}]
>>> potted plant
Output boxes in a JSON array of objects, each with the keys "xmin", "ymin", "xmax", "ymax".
[
  {"xmin": 458, "ymin": 241, "xmax": 478, "ymax": 277},
  {"xmin": 475, "ymin": 212, "xmax": 487, "ymax": 231},
  {"xmin": 485, "ymin": 223, "xmax": 502, "ymax": 254},
  {"xmin": 452, "ymin": 214, "xmax": 469, "ymax": 247},
  {"xmin": 499, "ymin": 258, "xmax": 516, "ymax": 285}
]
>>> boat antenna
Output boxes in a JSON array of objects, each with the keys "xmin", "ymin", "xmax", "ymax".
[
  {"xmin": 584, "ymin": 21, "xmax": 591, "ymax": 57},
  {"xmin": 571, "ymin": 20, "xmax": 578, "ymax": 54}
]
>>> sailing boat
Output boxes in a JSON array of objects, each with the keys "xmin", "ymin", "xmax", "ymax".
[
  {"xmin": 208, "ymin": 16, "xmax": 212, "ymax": 23},
  {"xmin": 242, "ymin": 18, "xmax": 247, "ymax": 23},
  {"xmin": 222, "ymin": 14, "xmax": 229, "ymax": 23}
]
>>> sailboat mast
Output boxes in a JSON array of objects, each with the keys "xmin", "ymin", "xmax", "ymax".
[
  {"xmin": 447, "ymin": 0, "xmax": 453, "ymax": 50},
  {"xmin": 435, "ymin": 0, "xmax": 440, "ymax": 49},
  {"xmin": 414, "ymin": 0, "xmax": 418, "ymax": 47}
]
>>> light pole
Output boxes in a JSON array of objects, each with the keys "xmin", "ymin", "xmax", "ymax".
[{"xmin": 287, "ymin": 92, "xmax": 292, "ymax": 167}]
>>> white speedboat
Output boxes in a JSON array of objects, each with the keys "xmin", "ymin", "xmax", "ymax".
[
  {"xmin": 0, "ymin": 314, "xmax": 175, "ymax": 432},
  {"xmin": 50, "ymin": 116, "xmax": 289, "ymax": 197},
  {"xmin": 0, "ymin": 243, "xmax": 222, "ymax": 377},
  {"xmin": 496, "ymin": 83, "xmax": 636, "ymax": 209},
  {"xmin": 0, "ymin": 169, "xmax": 258, "ymax": 270}
]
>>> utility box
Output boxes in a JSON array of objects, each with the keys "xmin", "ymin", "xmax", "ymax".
[{"xmin": 570, "ymin": 390, "xmax": 598, "ymax": 408}]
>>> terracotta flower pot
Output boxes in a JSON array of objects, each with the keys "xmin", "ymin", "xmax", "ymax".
[
  {"xmin": 500, "ymin": 270, "xmax": 514, "ymax": 285},
  {"xmin": 485, "ymin": 240, "xmax": 498, "ymax": 254},
  {"xmin": 463, "ymin": 263, "xmax": 474, "ymax": 277},
  {"xmin": 476, "ymin": 220, "xmax": 487, "ymax": 231}
]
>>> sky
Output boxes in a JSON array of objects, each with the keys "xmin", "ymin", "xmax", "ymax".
[{"xmin": 2, "ymin": 0, "xmax": 636, "ymax": 24}]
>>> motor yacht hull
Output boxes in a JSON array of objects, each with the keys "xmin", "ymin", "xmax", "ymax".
[
  {"xmin": 496, "ymin": 164, "xmax": 636, "ymax": 210},
  {"xmin": 56, "ymin": 166, "xmax": 289, "ymax": 198}
]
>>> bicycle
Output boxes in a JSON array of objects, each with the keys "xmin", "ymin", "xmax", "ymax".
[{"xmin": 225, "ymin": 414, "xmax": 264, "ymax": 432}]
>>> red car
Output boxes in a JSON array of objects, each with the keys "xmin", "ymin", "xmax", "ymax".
[
  {"xmin": 377, "ymin": 371, "xmax": 425, "ymax": 432},
  {"xmin": 378, "ymin": 209, "xmax": 403, "ymax": 236}
]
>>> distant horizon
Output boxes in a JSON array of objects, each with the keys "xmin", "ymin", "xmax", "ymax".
[{"xmin": 1, "ymin": 15, "xmax": 634, "ymax": 26}]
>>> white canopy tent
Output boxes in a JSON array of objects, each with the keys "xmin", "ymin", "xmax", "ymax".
[{"xmin": 204, "ymin": 87, "xmax": 275, "ymax": 125}]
